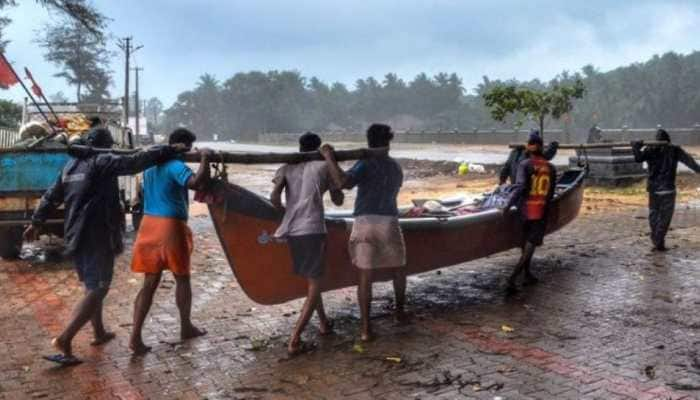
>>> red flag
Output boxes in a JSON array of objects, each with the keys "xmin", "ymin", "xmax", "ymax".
[
  {"xmin": 0, "ymin": 54, "xmax": 19, "ymax": 89},
  {"xmin": 24, "ymin": 67, "xmax": 43, "ymax": 97}
]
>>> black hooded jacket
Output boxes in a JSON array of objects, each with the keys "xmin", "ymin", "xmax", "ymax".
[
  {"xmin": 633, "ymin": 144, "xmax": 700, "ymax": 193},
  {"xmin": 32, "ymin": 145, "xmax": 177, "ymax": 255}
]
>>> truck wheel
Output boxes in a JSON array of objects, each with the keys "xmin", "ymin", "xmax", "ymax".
[{"xmin": 0, "ymin": 227, "xmax": 23, "ymax": 259}]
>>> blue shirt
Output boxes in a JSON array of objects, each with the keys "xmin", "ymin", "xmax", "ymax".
[
  {"xmin": 347, "ymin": 156, "xmax": 403, "ymax": 216},
  {"xmin": 143, "ymin": 159, "xmax": 193, "ymax": 220}
]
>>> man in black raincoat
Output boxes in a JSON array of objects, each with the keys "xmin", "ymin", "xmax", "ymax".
[
  {"xmin": 499, "ymin": 130, "xmax": 559, "ymax": 185},
  {"xmin": 23, "ymin": 128, "xmax": 186, "ymax": 365},
  {"xmin": 632, "ymin": 129, "xmax": 700, "ymax": 251}
]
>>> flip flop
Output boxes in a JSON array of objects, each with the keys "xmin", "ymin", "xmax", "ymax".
[
  {"xmin": 42, "ymin": 354, "xmax": 83, "ymax": 366},
  {"xmin": 90, "ymin": 332, "xmax": 116, "ymax": 346}
]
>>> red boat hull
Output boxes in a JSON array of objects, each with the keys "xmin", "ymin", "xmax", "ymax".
[{"xmin": 208, "ymin": 169, "xmax": 585, "ymax": 305}]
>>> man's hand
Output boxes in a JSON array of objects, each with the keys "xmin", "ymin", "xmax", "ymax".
[
  {"xmin": 197, "ymin": 147, "xmax": 214, "ymax": 161},
  {"xmin": 319, "ymin": 144, "xmax": 336, "ymax": 161},
  {"xmin": 170, "ymin": 143, "xmax": 189, "ymax": 153},
  {"xmin": 23, "ymin": 225, "xmax": 39, "ymax": 242},
  {"xmin": 330, "ymin": 189, "xmax": 344, "ymax": 206}
]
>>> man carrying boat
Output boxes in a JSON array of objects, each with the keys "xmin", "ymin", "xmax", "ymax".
[
  {"xmin": 500, "ymin": 132, "xmax": 557, "ymax": 293},
  {"xmin": 632, "ymin": 129, "xmax": 700, "ymax": 251},
  {"xmin": 499, "ymin": 130, "xmax": 558, "ymax": 185},
  {"xmin": 129, "ymin": 128, "xmax": 211, "ymax": 354},
  {"xmin": 321, "ymin": 123, "xmax": 408, "ymax": 342},
  {"xmin": 23, "ymin": 128, "xmax": 185, "ymax": 365},
  {"xmin": 270, "ymin": 132, "xmax": 344, "ymax": 356}
]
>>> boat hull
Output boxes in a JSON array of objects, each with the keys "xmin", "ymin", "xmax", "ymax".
[{"xmin": 208, "ymin": 169, "xmax": 585, "ymax": 305}]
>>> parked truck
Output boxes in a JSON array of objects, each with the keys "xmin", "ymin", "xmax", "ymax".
[{"xmin": 0, "ymin": 101, "xmax": 141, "ymax": 259}]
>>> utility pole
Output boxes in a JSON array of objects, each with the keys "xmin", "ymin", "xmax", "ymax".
[
  {"xmin": 132, "ymin": 66, "xmax": 143, "ymax": 136},
  {"xmin": 117, "ymin": 37, "xmax": 142, "ymax": 136}
]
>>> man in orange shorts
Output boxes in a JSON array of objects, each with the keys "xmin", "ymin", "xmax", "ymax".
[{"xmin": 129, "ymin": 128, "xmax": 212, "ymax": 354}]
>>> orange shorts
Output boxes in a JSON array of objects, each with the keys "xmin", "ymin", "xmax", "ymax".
[{"xmin": 131, "ymin": 215, "xmax": 193, "ymax": 276}]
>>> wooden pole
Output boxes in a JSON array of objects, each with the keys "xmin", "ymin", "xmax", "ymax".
[
  {"xmin": 63, "ymin": 145, "xmax": 388, "ymax": 164},
  {"xmin": 0, "ymin": 53, "xmax": 59, "ymax": 148},
  {"xmin": 508, "ymin": 141, "xmax": 669, "ymax": 150}
]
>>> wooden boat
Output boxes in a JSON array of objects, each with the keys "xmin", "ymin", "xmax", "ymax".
[{"xmin": 207, "ymin": 168, "xmax": 586, "ymax": 305}]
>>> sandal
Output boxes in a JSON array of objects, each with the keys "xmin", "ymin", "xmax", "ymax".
[{"xmin": 43, "ymin": 354, "xmax": 83, "ymax": 366}]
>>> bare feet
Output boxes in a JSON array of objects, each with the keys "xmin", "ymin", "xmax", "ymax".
[
  {"xmin": 128, "ymin": 339, "xmax": 152, "ymax": 355},
  {"xmin": 90, "ymin": 332, "xmax": 116, "ymax": 346},
  {"xmin": 181, "ymin": 325, "xmax": 207, "ymax": 340},
  {"xmin": 51, "ymin": 337, "xmax": 72, "ymax": 356},
  {"xmin": 523, "ymin": 274, "xmax": 539, "ymax": 286},
  {"xmin": 505, "ymin": 283, "xmax": 519, "ymax": 295},
  {"xmin": 359, "ymin": 331, "xmax": 373, "ymax": 342},
  {"xmin": 394, "ymin": 310, "xmax": 412, "ymax": 326},
  {"xmin": 287, "ymin": 340, "xmax": 316, "ymax": 357},
  {"xmin": 319, "ymin": 320, "xmax": 334, "ymax": 336}
]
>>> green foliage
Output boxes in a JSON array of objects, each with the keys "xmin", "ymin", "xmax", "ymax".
[
  {"xmin": 0, "ymin": 0, "xmax": 107, "ymax": 54},
  {"xmin": 0, "ymin": 0, "xmax": 106, "ymax": 37},
  {"xmin": 482, "ymin": 79, "xmax": 584, "ymax": 135},
  {"xmin": 0, "ymin": 99, "xmax": 21, "ymax": 127},
  {"xmin": 35, "ymin": 0, "xmax": 112, "ymax": 102},
  {"xmin": 161, "ymin": 50, "xmax": 700, "ymax": 141}
]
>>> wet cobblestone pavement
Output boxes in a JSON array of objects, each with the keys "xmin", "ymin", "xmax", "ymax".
[{"xmin": 2, "ymin": 206, "xmax": 700, "ymax": 399}]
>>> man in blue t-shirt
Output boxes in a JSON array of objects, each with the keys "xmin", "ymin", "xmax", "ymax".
[
  {"xmin": 128, "ymin": 128, "xmax": 212, "ymax": 354},
  {"xmin": 321, "ymin": 123, "xmax": 408, "ymax": 342}
]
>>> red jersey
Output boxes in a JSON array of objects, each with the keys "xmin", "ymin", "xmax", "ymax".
[{"xmin": 524, "ymin": 156, "xmax": 553, "ymax": 220}]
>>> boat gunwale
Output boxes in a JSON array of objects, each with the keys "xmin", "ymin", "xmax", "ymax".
[{"xmin": 326, "ymin": 168, "xmax": 586, "ymax": 230}]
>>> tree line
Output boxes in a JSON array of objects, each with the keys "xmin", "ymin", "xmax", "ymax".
[{"xmin": 158, "ymin": 51, "xmax": 700, "ymax": 141}]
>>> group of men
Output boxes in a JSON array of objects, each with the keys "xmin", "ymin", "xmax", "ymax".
[
  {"xmin": 24, "ymin": 119, "xmax": 699, "ymax": 364},
  {"xmin": 26, "ymin": 126, "xmax": 210, "ymax": 365},
  {"xmin": 271, "ymin": 124, "xmax": 408, "ymax": 354},
  {"xmin": 498, "ymin": 128, "xmax": 700, "ymax": 297}
]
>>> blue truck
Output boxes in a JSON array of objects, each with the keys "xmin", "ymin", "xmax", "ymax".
[{"xmin": 0, "ymin": 102, "xmax": 141, "ymax": 259}]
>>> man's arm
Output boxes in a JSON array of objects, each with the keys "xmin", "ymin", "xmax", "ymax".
[
  {"xmin": 186, "ymin": 149, "xmax": 211, "ymax": 190},
  {"xmin": 543, "ymin": 141, "xmax": 559, "ymax": 161},
  {"xmin": 270, "ymin": 175, "xmax": 285, "ymax": 210},
  {"xmin": 25, "ymin": 174, "xmax": 64, "ymax": 241},
  {"xmin": 499, "ymin": 150, "xmax": 515, "ymax": 184},
  {"xmin": 96, "ymin": 144, "xmax": 181, "ymax": 177},
  {"xmin": 501, "ymin": 160, "xmax": 529, "ymax": 212},
  {"xmin": 547, "ymin": 164, "xmax": 557, "ymax": 203},
  {"xmin": 319, "ymin": 144, "xmax": 355, "ymax": 189},
  {"xmin": 678, "ymin": 147, "xmax": 700, "ymax": 173},
  {"xmin": 631, "ymin": 141, "xmax": 648, "ymax": 163},
  {"xmin": 32, "ymin": 174, "xmax": 64, "ymax": 225}
]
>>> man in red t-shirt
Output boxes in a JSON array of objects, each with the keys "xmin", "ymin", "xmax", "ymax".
[{"xmin": 500, "ymin": 133, "xmax": 557, "ymax": 293}]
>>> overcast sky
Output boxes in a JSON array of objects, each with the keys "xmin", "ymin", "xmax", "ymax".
[{"xmin": 3, "ymin": 0, "xmax": 699, "ymax": 107}]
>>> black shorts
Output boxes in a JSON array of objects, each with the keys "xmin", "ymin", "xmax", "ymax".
[
  {"xmin": 288, "ymin": 234, "xmax": 327, "ymax": 279},
  {"xmin": 523, "ymin": 220, "xmax": 546, "ymax": 247},
  {"xmin": 73, "ymin": 245, "xmax": 115, "ymax": 290}
]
